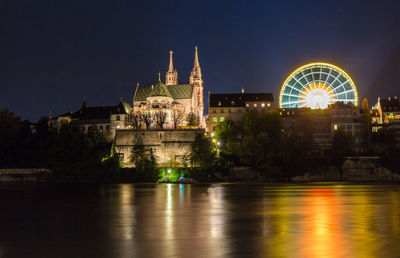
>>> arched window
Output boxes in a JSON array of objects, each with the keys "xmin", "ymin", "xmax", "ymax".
[{"xmin": 116, "ymin": 115, "xmax": 120, "ymax": 121}]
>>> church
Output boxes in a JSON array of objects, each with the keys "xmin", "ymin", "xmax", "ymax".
[{"xmin": 132, "ymin": 46, "xmax": 204, "ymax": 128}]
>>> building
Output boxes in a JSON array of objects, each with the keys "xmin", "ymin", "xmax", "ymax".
[
  {"xmin": 132, "ymin": 47, "xmax": 204, "ymax": 129},
  {"xmin": 55, "ymin": 98, "xmax": 132, "ymax": 140},
  {"xmin": 207, "ymin": 92, "xmax": 274, "ymax": 133}
]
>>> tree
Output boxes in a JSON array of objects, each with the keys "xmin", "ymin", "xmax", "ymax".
[
  {"xmin": 139, "ymin": 112, "xmax": 154, "ymax": 129},
  {"xmin": 154, "ymin": 110, "xmax": 168, "ymax": 128},
  {"xmin": 130, "ymin": 143, "xmax": 158, "ymax": 179},
  {"xmin": 127, "ymin": 112, "xmax": 142, "ymax": 129},
  {"xmin": 186, "ymin": 112, "xmax": 199, "ymax": 128},
  {"xmin": 171, "ymin": 110, "xmax": 185, "ymax": 129},
  {"xmin": 332, "ymin": 129, "xmax": 355, "ymax": 167},
  {"xmin": 189, "ymin": 133, "xmax": 216, "ymax": 169}
]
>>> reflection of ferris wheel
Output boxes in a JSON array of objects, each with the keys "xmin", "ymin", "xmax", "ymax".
[{"xmin": 279, "ymin": 62, "xmax": 358, "ymax": 109}]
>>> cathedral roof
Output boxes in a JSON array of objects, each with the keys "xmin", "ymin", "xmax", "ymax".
[
  {"xmin": 148, "ymin": 80, "xmax": 173, "ymax": 98},
  {"xmin": 134, "ymin": 83, "xmax": 194, "ymax": 101}
]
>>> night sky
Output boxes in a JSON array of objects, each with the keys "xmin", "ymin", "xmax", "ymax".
[{"xmin": 1, "ymin": 0, "xmax": 400, "ymax": 121}]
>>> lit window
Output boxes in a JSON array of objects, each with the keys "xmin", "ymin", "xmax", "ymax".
[
  {"xmin": 254, "ymin": 103, "xmax": 257, "ymax": 107},
  {"xmin": 267, "ymin": 103, "xmax": 271, "ymax": 107},
  {"xmin": 246, "ymin": 103, "xmax": 249, "ymax": 107},
  {"xmin": 212, "ymin": 117, "xmax": 217, "ymax": 123},
  {"xmin": 220, "ymin": 117, "xmax": 225, "ymax": 122},
  {"xmin": 261, "ymin": 103, "xmax": 265, "ymax": 107},
  {"xmin": 116, "ymin": 122, "xmax": 121, "ymax": 129}
]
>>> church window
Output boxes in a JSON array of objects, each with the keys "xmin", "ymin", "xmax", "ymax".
[
  {"xmin": 212, "ymin": 117, "xmax": 217, "ymax": 123},
  {"xmin": 267, "ymin": 103, "xmax": 271, "ymax": 107},
  {"xmin": 246, "ymin": 103, "xmax": 249, "ymax": 107},
  {"xmin": 218, "ymin": 101, "xmax": 221, "ymax": 106},
  {"xmin": 220, "ymin": 117, "xmax": 225, "ymax": 122},
  {"xmin": 116, "ymin": 122, "xmax": 121, "ymax": 129}
]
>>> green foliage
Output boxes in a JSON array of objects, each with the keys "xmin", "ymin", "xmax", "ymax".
[
  {"xmin": 189, "ymin": 133, "xmax": 217, "ymax": 170},
  {"xmin": 130, "ymin": 143, "xmax": 158, "ymax": 180},
  {"xmin": 331, "ymin": 129, "xmax": 355, "ymax": 167}
]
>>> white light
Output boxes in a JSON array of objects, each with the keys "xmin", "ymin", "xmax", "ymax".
[
  {"xmin": 167, "ymin": 169, "xmax": 171, "ymax": 174},
  {"xmin": 211, "ymin": 132, "xmax": 215, "ymax": 137},
  {"xmin": 301, "ymin": 86, "xmax": 333, "ymax": 109},
  {"xmin": 217, "ymin": 142, "xmax": 221, "ymax": 146}
]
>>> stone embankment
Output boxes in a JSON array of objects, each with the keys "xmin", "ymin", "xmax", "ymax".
[{"xmin": 0, "ymin": 168, "xmax": 52, "ymax": 182}]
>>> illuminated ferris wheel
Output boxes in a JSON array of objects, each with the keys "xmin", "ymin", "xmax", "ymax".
[{"xmin": 279, "ymin": 62, "xmax": 358, "ymax": 109}]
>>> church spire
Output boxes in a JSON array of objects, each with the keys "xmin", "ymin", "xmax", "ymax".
[
  {"xmin": 165, "ymin": 50, "xmax": 178, "ymax": 85},
  {"xmin": 168, "ymin": 50, "xmax": 174, "ymax": 72},
  {"xmin": 194, "ymin": 46, "xmax": 200, "ymax": 68},
  {"xmin": 190, "ymin": 46, "xmax": 202, "ymax": 84}
]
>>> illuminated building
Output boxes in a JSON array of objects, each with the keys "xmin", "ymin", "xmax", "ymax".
[
  {"xmin": 207, "ymin": 91, "xmax": 274, "ymax": 133},
  {"xmin": 132, "ymin": 47, "xmax": 204, "ymax": 128},
  {"xmin": 279, "ymin": 62, "xmax": 358, "ymax": 109},
  {"xmin": 55, "ymin": 98, "xmax": 131, "ymax": 139}
]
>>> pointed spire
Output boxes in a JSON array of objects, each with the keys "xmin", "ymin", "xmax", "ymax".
[
  {"xmin": 168, "ymin": 50, "xmax": 174, "ymax": 72},
  {"xmin": 189, "ymin": 46, "xmax": 202, "ymax": 84},
  {"xmin": 194, "ymin": 46, "xmax": 200, "ymax": 68}
]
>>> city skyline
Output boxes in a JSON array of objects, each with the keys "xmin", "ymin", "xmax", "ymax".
[{"xmin": 1, "ymin": 0, "xmax": 400, "ymax": 121}]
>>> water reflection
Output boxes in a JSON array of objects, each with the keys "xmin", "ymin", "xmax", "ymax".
[{"xmin": 0, "ymin": 184, "xmax": 399, "ymax": 257}]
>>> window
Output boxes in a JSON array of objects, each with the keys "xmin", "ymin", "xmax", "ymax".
[
  {"xmin": 116, "ymin": 122, "xmax": 121, "ymax": 129},
  {"xmin": 212, "ymin": 117, "xmax": 218, "ymax": 123},
  {"xmin": 220, "ymin": 117, "xmax": 225, "ymax": 122},
  {"xmin": 231, "ymin": 100, "xmax": 235, "ymax": 105},
  {"xmin": 334, "ymin": 124, "xmax": 338, "ymax": 130},
  {"xmin": 261, "ymin": 103, "xmax": 265, "ymax": 107},
  {"xmin": 254, "ymin": 103, "xmax": 257, "ymax": 107},
  {"xmin": 218, "ymin": 101, "xmax": 221, "ymax": 106},
  {"xmin": 267, "ymin": 103, "xmax": 271, "ymax": 107},
  {"xmin": 116, "ymin": 115, "xmax": 120, "ymax": 121},
  {"xmin": 246, "ymin": 103, "xmax": 249, "ymax": 107}
]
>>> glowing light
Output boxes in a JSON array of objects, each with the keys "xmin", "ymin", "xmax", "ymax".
[
  {"xmin": 301, "ymin": 83, "xmax": 334, "ymax": 109},
  {"xmin": 279, "ymin": 62, "xmax": 358, "ymax": 109}
]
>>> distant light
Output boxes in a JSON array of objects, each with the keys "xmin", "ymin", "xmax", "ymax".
[
  {"xmin": 167, "ymin": 169, "xmax": 171, "ymax": 174},
  {"xmin": 217, "ymin": 142, "xmax": 221, "ymax": 146},
  {"xmin": 211, "ymin": 132, "xmax": 215, "ymax": 137}
]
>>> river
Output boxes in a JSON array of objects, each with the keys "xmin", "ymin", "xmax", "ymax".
[{"xmin": 0, "ymin": 183, "xmax": 399, "ymax": 257}]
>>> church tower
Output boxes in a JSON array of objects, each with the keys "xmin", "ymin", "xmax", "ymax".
[
  {"xmin": 189, "ymin": 46, "xmax": 204, "ymax": 124},
  {"xmin": 165, "ymin": 50, "xmax": 178, "ymax": 85}
]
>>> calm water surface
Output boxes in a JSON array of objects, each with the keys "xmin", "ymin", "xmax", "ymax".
[{"xmin": 0, "ymin": 183, "xmax": 399, "ymax": 258}]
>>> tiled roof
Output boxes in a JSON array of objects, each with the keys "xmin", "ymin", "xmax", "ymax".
[
  {"xmin": 148, "ymin": 80, "xmax": 173, "ymax": 98},
  {"xmin": 134, "ymin": 83, "xmax": 194, "ymax": 101},
  {"xmin": 209, "ymin": 93, "xmax": 274, "ymax": 107}
]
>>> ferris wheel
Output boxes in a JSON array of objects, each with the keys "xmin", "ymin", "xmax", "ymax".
[{"xmin": 279, "ymin": 62, "xmax": 358, "ymax": 109}]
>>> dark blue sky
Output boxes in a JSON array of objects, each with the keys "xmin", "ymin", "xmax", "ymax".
[{"xmin": 1, "ymin": 0, "xmax": 400, "ymax": 121}]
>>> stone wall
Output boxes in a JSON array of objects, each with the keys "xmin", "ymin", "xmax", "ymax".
[{"xmin": 115, "ymin": 129, "xmax": 205, "ymax": 167}]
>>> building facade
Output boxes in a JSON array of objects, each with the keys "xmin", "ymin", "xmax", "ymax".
[
  {"xmin": 207, "ymin": 92, "xmax": 274, "ymax": 133},
  {"xmin": 132, "ymin": 47, "xmax": 204, "ymax": 129}
]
